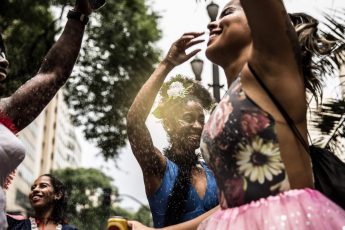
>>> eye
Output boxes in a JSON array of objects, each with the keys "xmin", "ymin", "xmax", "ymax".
[
  {"xmin": 221, "ymin": 7, "xmax": 235, "ymax": 18},
  {"xmin": 31, "ymin": 185, "xmax": 36, "ymax": 191},
  {"xmin": 182, "ymin": 114, "xmax": 193, "ymax": 123}
]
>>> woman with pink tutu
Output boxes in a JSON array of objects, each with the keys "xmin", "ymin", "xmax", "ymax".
[
  {"xmin": 129, "ymin": 0, "xmax": 345, "ymax": 229},
  {"xmin": 197, "ymin": 0, "xmax": 345, "ymax": 229},
  {"xmin": 130, "ymin": 0, "xmax": 345, "ymax": 230}
]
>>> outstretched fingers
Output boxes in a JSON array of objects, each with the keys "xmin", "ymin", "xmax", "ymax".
[{"xmin": 185, "ymin": 48, "xmax": 202, "ymax": 60}]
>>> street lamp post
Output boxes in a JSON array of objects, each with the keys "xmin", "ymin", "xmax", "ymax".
[
  {"xmin": 190, "ymin": 56, "xmax": 204, "ymax": 81},
  {"xmin": 206, "ymin": 1, "xmax": 222, "ymax": 102}
]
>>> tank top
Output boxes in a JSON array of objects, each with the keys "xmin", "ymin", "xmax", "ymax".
[
  {"xmin": 201, "ymin": 72, "xmax": 290, "ymax": 209},
  {"xmin": 148, "ymin": 158, "xmax": 219, "ymax": 227}
]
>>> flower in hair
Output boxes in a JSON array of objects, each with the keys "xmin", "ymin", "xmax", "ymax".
[{"xmin": 167, "ymin": 82, "xmax": 185, "ymax": 98}]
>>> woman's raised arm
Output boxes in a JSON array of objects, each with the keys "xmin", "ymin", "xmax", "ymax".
[{"xmin": 126, "ymin": 32, "xmax": 203, "ymax": 194}]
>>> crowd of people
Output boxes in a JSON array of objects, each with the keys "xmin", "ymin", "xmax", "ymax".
[{"xmin": 1, "ymin": 0, "xmax": 345, "ymax": 229}]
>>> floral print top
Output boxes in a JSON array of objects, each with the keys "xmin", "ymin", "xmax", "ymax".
[{"xmin": 201, "ymin": 76, "xmax": 290, "ymax": 209}]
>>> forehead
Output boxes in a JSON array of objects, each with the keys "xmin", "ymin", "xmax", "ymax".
[
  {"xmin": 224, "ymin": 0, "xmax": 241, "ymax": 9},
  {"xmin": 33, "ymin": 176, "xmax": 52, "ymax": 185},
  {"xmin": 180, "ymin": 100, "xmax": 204, "ymax": 113}
]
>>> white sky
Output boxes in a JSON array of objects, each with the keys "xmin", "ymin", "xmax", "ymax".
[{"xmin": 81, "ymin": 0, "xmax": 345, "ymax": 211}]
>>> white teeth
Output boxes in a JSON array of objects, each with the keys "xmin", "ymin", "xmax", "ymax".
[
  {"xmin": 209, "ymin": 34, "xmax": 218, "ymax": 39},
  {"xmin": 32, "ymin": 195, "xmax": 42, "ymax": 200}
]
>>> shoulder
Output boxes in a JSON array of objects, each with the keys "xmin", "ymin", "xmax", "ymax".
[{"xmin": 7, "ymin": 215, "xmax": 30, "ymax": 229}]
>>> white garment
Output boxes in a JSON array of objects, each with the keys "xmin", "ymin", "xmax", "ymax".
[{"xmin": 0, "ymin": 124, "xmax": 25, "ymax": 230}]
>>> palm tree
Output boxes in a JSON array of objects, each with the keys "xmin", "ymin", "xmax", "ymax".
[{"xmin": 310, "ymin": 9, "xmax": 345, "ymax": 162}]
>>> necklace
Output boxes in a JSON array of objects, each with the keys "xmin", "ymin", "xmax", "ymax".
[{"xmin": 29, "ymin": 217, "xmax": 62, "ymax": 230}]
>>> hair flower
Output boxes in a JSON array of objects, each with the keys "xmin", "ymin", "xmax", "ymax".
[{"xmin": 167, "ymin": 82, "xmax": 185, "ymax": 98}]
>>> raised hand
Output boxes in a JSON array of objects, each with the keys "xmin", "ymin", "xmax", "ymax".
[
  {"xmin": 164, "ymin": 32, "xmax": 204, "ymax": 67},
  {"xmin": 74, "ymin": 0, "xmax": 94, "ymax": 15}
]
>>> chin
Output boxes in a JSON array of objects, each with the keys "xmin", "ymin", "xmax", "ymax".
[
  {"xmin": 205, "ymin": 46, "xmax": 221, "ymax": 66},
  {"xmin": 0, "ymin": 74, "xmax": 7, "ymax": 81}
]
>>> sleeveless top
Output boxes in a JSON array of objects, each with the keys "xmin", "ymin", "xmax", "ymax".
[
  {"xmin": 201, "ymin": 73, "xmax": 290, "ymax": 209},
  {"xmin": 148, "ymin": 158, "xmax": 219, "ymax": 227},
  {"xmin": 0, "ymin": 120, "xmax": 25, "ymax": 230}
]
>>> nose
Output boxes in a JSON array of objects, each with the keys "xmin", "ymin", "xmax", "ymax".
[
  {"xmin": 207, "ymin": 21, "xmax": 218, "ymax": 32},
  {"xmin": 192, "ymin": 120, "xmax": 203, "ymax": 130}
]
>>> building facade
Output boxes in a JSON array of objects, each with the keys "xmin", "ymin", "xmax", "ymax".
[{"xmin": 6, "ymin": 90, "xmax": 82, "ymax": 214}]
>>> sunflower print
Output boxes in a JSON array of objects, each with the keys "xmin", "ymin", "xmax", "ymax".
[{"xmin": 236, "ymin": 137, "xmax": 284, "ymax": 184}]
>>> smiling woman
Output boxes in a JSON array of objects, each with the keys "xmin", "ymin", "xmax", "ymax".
[
  {"xmin": 7, "ymin": 174, "xmax": 77, "ymax": 230},
  {"xmin": 126, "ymin": 32, "xmax": 219, "ymax": 227}
]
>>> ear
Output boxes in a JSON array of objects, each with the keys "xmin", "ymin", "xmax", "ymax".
[{"xmin": 54, "ymin": 192, "xmax": 63, "ymax": 201}]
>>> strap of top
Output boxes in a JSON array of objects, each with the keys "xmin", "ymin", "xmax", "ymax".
[{"xmin": 247, "ymin": 63, "xmax": 310, "ymax": 152}]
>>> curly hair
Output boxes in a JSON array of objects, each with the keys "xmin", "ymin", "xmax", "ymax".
[
  {"xmin": 40, "ymin": 174, "xmax": 68, "ymax": 225},
  {"xmin": 153, "ymin": 74, "xmax": 214, "ymax": 125},
  {"xmin": 289, "ymin": 12, "xmax": 343, "ymax": 103}
]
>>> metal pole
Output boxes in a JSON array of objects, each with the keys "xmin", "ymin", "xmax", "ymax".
[
  {"xmin": 206, "ymin": 2, "xmax": 222, "ymax": 102},
  {"xmin": 212, "ymin": 63, "xmax": 221, "ymax": 102}
]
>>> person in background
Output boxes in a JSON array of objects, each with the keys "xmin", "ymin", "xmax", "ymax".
[
  {"xmin": 7, "ymin": 174, "xmax": 78, "ymax": 230},
  {"xmin": 0, "ymin": 0, "xmax": 104, "ymax": 229},
  {"xmin": 126, "ymin": 32, "xmax": 219, "ymax": 227}
]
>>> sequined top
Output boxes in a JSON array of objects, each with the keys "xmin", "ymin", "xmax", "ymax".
[
  {"xmin": 148, "ymin": 159, "xmax": 219, "ymax": 227},
  {"xmin": 201, "ymin": 74, "xmax": 290, "ymax": 209}
]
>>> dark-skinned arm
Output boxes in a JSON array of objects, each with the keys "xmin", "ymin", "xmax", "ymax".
[
  {"xmin": 128, "ymin": 205, "xmax": 220, "ymax": 230},
  {"xmin": 0, "ymin": 0, "xmax": 93, "ymax": 131},
  {"xmin": 126, "ymin": 32, "xmax": 204, "ymax": 195},
  {"xmin": 240, "ymin": 0, "xmax": 300, "ymax": 68}
]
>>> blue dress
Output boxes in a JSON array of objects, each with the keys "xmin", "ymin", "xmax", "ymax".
[{"xmin": 148, "ymin": 158, "xmax": 218, "ymax": 227}]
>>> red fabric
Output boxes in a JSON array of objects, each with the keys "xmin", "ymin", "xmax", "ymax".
[{"xmin": 0, "ymin": 111, "xmax": 17, "ymax": 134}]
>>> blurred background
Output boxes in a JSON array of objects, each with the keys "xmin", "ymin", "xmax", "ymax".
[{"xmin": 1, "ymin": 0, "xmax": 344, "ymax": 228}]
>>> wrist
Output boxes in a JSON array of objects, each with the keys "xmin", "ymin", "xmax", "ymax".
[
  {"xmin": 161, "ymin": 59, "xmax": 176, "ymax": 70},
  {"xmin": 67, "ymin": 10, "xmax": 89, "ymax": 25}
]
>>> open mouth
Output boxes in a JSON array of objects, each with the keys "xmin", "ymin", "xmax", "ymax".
[
  {"xmin": 31, "ymin": 195, "xmax": 43, "ymax": 201},
  {"xmin": 0, "ymin": 68, "xmax": 7, "ymax": 80},
  {"xmin": 208, "ymin": 30, "xmax": 222, "ymax": 45},
  {"xmin": 188, "ymin": 134, "xmax": 201, "ymax": 141}
]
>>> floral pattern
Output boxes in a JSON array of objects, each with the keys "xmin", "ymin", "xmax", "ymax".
[
  {"xmin": 201, "ymin": 77, "xmax": 289, "ymax": 208},
  {"xmin": 203, "ymin": 94, "xmax": 233, "ymax": 139},
  {"xmin": 236, "ymin": 137, "xmax": 284, "ymax": 184},
  {"xmin": 241, "ymin": 112, "xmax": 269, "ymax": 137}
]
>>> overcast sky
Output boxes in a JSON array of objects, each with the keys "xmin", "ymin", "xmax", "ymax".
[{"xmin": 81, "ymin": 0, "xmax": 345, "ymax": 211}]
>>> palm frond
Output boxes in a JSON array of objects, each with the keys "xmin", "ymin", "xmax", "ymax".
[{"xmin": 311, "ymin": 9, "xmax": 345, "ymax": 78}]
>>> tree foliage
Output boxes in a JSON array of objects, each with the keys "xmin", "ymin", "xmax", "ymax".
[
  {"xmin": 65, "ymin": 0, "xmax": 162, "ymax": 160},
  {"xmin": 0, "ymin": 0, "xmax": 59, "ymax": 95},
  {"xmin": 310, "ymin": 9, "xmax": 345, "ymax": 162},
  {"xmin": 53, "ymin": 167, "xmax": 153, "ymax": 229},
  {"xmin": 53, "ymin": 167, "xmax": 118, "ymax": 229},
  {"xmin": 1, "ymin": 0, "xmax": 162, "ymax": 160}
]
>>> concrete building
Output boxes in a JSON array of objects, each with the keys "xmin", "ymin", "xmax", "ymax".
[{"xmin": 6, "ymin": 89, "xmax": 82, "ymax": 214}]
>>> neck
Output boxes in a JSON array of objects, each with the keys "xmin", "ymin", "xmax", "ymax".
[
  {"xmin": 222, "ymin": 45, "xmax": 252, "ymax": 86},
  {"xmin": 168, "ymin": 145, "xmax": 198, "ymax": 167},
  {"xmin": 34, "ymin": 207, "xmax": 54, "ymax": 225}
]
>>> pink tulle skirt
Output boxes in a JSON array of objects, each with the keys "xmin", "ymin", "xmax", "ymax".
[{"xmin": 198, "ymin": 189, "xmax": 345, "ymax": 230}]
